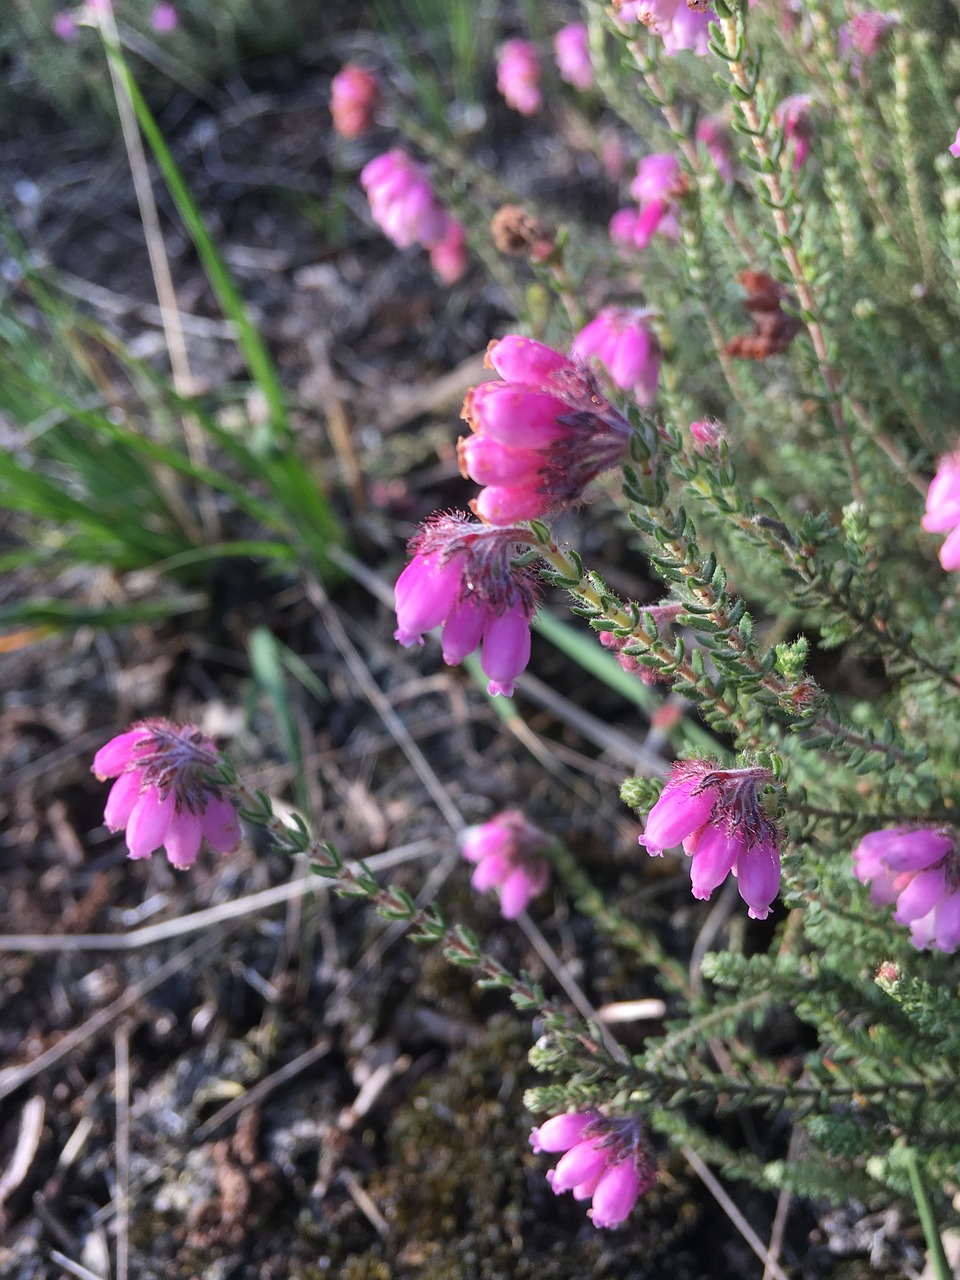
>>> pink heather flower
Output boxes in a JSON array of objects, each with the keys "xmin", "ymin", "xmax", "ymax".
[
  {"xmin": 461, "ymin": 810, "xmax": 551, "ymax": 918},
  {"xmin": 497, "ymin": 40, "xmax": 542, "ymax": 116},
  {"xmin": 689, "ymin": 418, "xmax": 726, "ymax": 449},
  {"xmin": 695, "ymin": 115, "xmax": 735, "ymax": 183},
  {"xmin": 429, "ymin": 219, "xmax": 468, "ymax": 284},
  {"xmin": 853, "ymin": 828, "xmax": 960, "ymax": 953},
  {"xmin": 609, "ymin": 208, "xmax": 642, "ymax": 248},
  {"xmin": 531, "ymin": 1112, "xmax": 657, "ymax": 1229},
  {"xmin": 839, "ymin": 10, "xmax": 898, "ymax": 61},
  {"xmin": 640, "ymin": 761, "xmax": 782, "ymax": 920},
  {"xmin": 149, "ymin": 3, "xmax": 179, "ymax": 32},
  {"xmin": 393, "ymin": 513, "xmax": 540, "ymax": 696},
  {"xmin": 458, "ymin": 336, "xmax": 634, "ymax": 525},
  {"xmin": 571, "ymin": 307, "xmax": 661, "ymax": 406},
  {"xmin": 360, "ymin": 149, "xmax": 451, "ymax": 251},
  {"xmin": 554, "ymin": 24, "xmax": 594, "ymax": 91},
  {"xmin": 92, "ymin": 720, "xmax": 241, "ymax": 870},
  {"xmin": 53, "ymin": 10, "xmax": 80, "ymax": 39},
  {"xmin": 922, "ymin": 449, "xmax": 960, "ymax": 571},
  {"xmin": 615, "ymin": 0, "xmax": 716, "ymax": 58},
  {"xmin": 330, "ymin": 63, "xmax": 380, "ymax": 139},
  {"xmin": 776, "ymin": 95, "xmax": 815, "ymax": 171},
  {"xmin": 950, "ymin": 129, "xmax": 960, "ymax": 160},
  {"xmin": 597, "ymin": 603, "xmax": 682, "ymax": 683},
  {"xmin": 628, "ymin": 153, "xmax": 685, "ymax": 248}
]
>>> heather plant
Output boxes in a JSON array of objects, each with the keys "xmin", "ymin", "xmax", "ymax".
[{"xmin": 20, "ymin": 0, "xmax": 960, "ymax": 1271}]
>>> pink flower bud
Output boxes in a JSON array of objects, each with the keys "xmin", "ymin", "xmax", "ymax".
[
  {"xmin": 331, "ymin": 64, "xmax": 380, "ymax": 139},
  {"xmin": 554, "ymin": 24, "xmax": 594, "ymax": 91},
  {"xmin": 429, "ymin": 219, "xmax": 468, "ymax": 283},
  {"xmin": 52, "ymin": 11, "xmax": 80, "ymax": 39},
  {"xmin": 497, "ymin": 40, "xmax": 542, "ymax": 116},
  {"xmin": 149, "ymin": 3, "xmax": 179, "ymax": 32},
  {"xmin": 360, "ymin": 149, "xmax": 450, "ymax": 251}
]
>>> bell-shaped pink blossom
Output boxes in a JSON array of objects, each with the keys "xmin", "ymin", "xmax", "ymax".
[
  {"xmin": 393, "ymin": 513, "xmax": 540, "ymax": 696},
  {"xmin": 626, "ymin": 153, "xmax": 685, "ymax": 248},
  {"xmin": 853, "ymin": 827, "xmax": 960, "ymax": 951},
  {"xmin": 93, "ymin": 720, "xmax": 241, "ymax": 870},
  {"xmin": 614, "ymin": 0, "xmax": 716, "ymax": 57},
  {"xmin": 532, "ymin": 1111, "xmax": 657, "ymax": 1229},
  {"xmin": 776, "ymin": 95, "xmax": 815, "ymax": 171},
  {"xmin": 695, "ymin": 115, "xmax": 735, "ymax": 183},
  {"xmin": 53, "ymin": 10, "xmax": 80, "ymax": 39},
  {"xmin": 330, "ymin": 64, "xmax": 380, "ymax": 139},
  {"xmin": 497, "ymin": 40, "xmax": 542, "ymax": 116},
  {"xmin": 571, "ymin": 307, "xmax": 661, "ymax": 405},
  {"xmin": 360, "ymin": 149, "xmax": 451, "ymax": 251},
  {"xmin": 839, "ymin": 10, "xmax": 898, "ymax": 62},
  {"xmin": 640, "ymin": 761, "xmax": 783, "ymax": 919},
  {"xmin": 554, "ymin": 24, "xmax": 594, "ymax": 91},
  {"xmin": 950, "ymin": 128, "xmax": 960, "ymax": 160},
  {"xmin": 460, "ymin": 809, "xmax": 551, "ymax": 917},
  {"xmin": 459, "ymin": 336, "xmax": 635, "ymax": 524},
  {"xmin": 428, "ymin": 218, "xmax": 468, "ymax": 284},
  {"xmin": 922, "ymin": 448, "xmax": 960, "ymax": 570},
  {"xmin": 149, "ymin": 3, "xmax": 179, "ymax": 32}
]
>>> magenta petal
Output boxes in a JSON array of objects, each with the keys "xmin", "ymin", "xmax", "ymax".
[
  {"xmin": 103, "ymin": 770, "xmax": 144, "ymax": 831},
  {"xmin": 893, "ymin": 866, "xmax": 948, "ymax": 923},
  {"xmin": 550, "ymin": 1139, "xmax": 610, "ymax": 1193},
  {"xmin": 589, "ymin": 1158, "xmax": 641, "ymax": 1228},
  {"xmin": 164, "ymin": 810, "xmax": 203, "ymax": 869},
  {"xmin": 530, "ymin": 1112, "xmax": 594, "ymax": 1153},
  {"xmin": 736, "ymin": 839, "xmax": 781, "ymax": 920},
  {"xmin": 201, "ymin": 796, "xmax": 242, "ymax": 854},
  {"xmin": 92, "ymin": 728, "xmax": 151, "ymax": 780},
  {"xmin": 441, "ymin": 597, "xmax": 490, "ymax": 666},
  {"xmin": 931, "ymin": 894, "xmax": 960, "ymax": 952},
  {"xmin": 126, "ymin": 790, "xmax": 175, "ymax": 860},
  {"xmin": 499, "ymin": 865, "xmax": 537, "ymax": 918},
  {"xmin": 939, "ymin": 524, "xmax": 960, "ymax": 572},
  {"xmin": 471, "ymin": 852, "xmax": 510, "ymax": 892},
  {"xmin": 688, "ymin": 824, "xmax": 740, "ymax": 900},
  {"xmin": 486, "ymin": 335, "xmax": 573, "ymax": 383},
  {"xmin": 461, "ymin": 822, "xmax": 512, "ymax": 864},
  {"xmin": 473, "ymin": 483, "xmax": 551, "ymax": 525},
  {"xmin": 481, "ymin": 607, "xmax": 532, "ymax": 696},
  {"xmin": 640, "ymin": 778, "xmax": 717, "ymax": 853}
]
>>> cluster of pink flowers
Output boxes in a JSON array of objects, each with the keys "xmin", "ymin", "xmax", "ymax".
[
  {"xmin": 776, "ymin": 95, "xmax": 815, "ymax": 171},
  {"xmin": 922, "ymin": 448, "xmax": 960, "ymax": 570},
  {"xmin": 393, "ymin": 513, "xmax": 540, "ymax": 696},
  {"xmin": 497, "ymin": 40, "xmax": 542, "ymax": 116},
  {"xmin": 571, "ymin": 307, "xmax": 661, "ymax": 406},
  {"xmin": 330, "ymin": 64, "xmax": 380, "ymax": 139},
  {"xmin": 554, "ymin": 24, "xmax": 594, "ymax": 92},
  {"xmin": 92, "ymin": 720, "xmax": 241, "ymax": 869},
  {"xmin": 610, "ymin": 153, "xmax": 685, "ymax": 251},
  {"xmin": 614, "ymin": 0, "xmax": 717, "ymax": 58},
  {"xmin": 458, "ymin": 335, "xmax": 635, "ymax": 525},
  {"xmin": 531, "ymin": 1112, "xmax": 657, "ymax": 1229},
  {"xmin": 853, "ymin": 827, "xmax": 960, "ymax": 953},
  {"xmin": 640, "ymin": 761, "xmax": 782, "ymax": 919},
  {"xmin": 359, "ymin": 149, "xmax": 467, "ymax": 282},
  {"xmin": 461, "ymin": 810, "xmax": 551, "ymax": 918}
]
